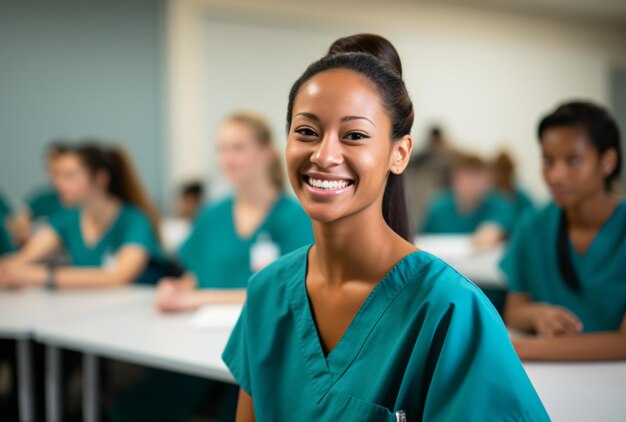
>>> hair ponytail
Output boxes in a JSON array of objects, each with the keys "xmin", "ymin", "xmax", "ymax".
[
  {"xmin": 226, "ymin": 112, "xmax": 286, "ymax": 192},
  {"xmin": 287, "ymin": 34, "xmax": 414, "ymax": 241},
  {"xmin": 71, "ymin": 142, "xmax": 161, "ymax": 239}
]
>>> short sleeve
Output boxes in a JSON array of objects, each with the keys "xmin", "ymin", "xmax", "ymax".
[
  {"xmin": 422, "ymin": 287, "xmax": 548, "ymax": 421},
  {"xmin": 0, "ymin": 221, "xmax": 14, "ymax": 254},
  {"xmin": 178, "ymin": 211, "xmax": 207, "ymax": 273},
  {"xmin": 121, "ymin": 211, "xmax": 159, "ymax": 255},
  {"xmin": 222, "ymin": 304, "xmax": 252, "ymax": 395},
  {"xmin": 48, "ymin": 209, "xmax": 72, "ymax": 240},
  {"xmin": 482, "ymin": 194, "xmax": 515, "ymax": 234},
  {"xmin": 500, "ymin": 211, "xmax": 533, "ymax": 293},
  {"xmin": 0, "ymin": 192, "xmax": 12, "ymax": 217},
  {"xmin": 276, "ymin": 205, "xmax": 313, "ymax": 254}
]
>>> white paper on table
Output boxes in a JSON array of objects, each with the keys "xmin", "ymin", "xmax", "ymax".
[{"xmin": 190, "ymin": 304, "xmax": 243, "ymax": 330}]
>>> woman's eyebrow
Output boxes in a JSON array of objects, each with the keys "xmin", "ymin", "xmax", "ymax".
[
  {"xmin": 341, "ymin": 115, "xmax": 376, "ymax": 128},
  {"xmin": 294, "ymin": 112, "xmax": 376, "ymax": 128}
]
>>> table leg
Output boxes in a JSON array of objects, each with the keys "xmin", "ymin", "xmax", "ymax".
[
  {"xmin": 83, "ymin": 353, "xmax": 99, "ymax": 422},
  {"xmin": 45, "ymin": 346, "xmax": 62, "ymax": 422},
  {"xmin": 15, "ymin": 339, "xmax": 34, "ymax": 422}
]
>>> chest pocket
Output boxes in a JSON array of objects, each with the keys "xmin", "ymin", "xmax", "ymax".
[{"xmin": 331, "ymin": 392, "xmax": 397, "ymax": 422}]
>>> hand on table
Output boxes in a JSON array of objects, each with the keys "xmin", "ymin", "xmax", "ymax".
[
  {"xmin": 155, "ymin": 277, "xmax": 196, "ymax": 313},
  {"xmin": 0, "ymin": 262, "xmax": 46, "ymax": 289},
  {"xmin": 530, "ymin": 303, "xmax": 583, "ymax": 338}
]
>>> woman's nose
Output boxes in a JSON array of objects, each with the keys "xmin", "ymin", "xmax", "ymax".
[{"xmin": 310, "ymin": 134, "xmax": 343, "ymax": 168}]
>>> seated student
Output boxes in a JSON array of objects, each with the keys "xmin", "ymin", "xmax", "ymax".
[
  {"xmin": 13, "ymin": 142, "xmax": 69, "ymax": 245},
  {"xmin": 501, "ymin": 101, "xmax": 626, "ymax": 361},
  {"xmin": 155, "ymin": 112, "xmax": 313, "ymax": 312},
  {"xmin": 0, "ymin": 142, "xmax": 166, "ymax": 288},
  {"xmin": 223, "ymin": 33, "xmax": 547, "ymax": 421},
  {"xmin": 110, "ymin": 113, "xmax": 312, "ymax": 422},
  {"xmin": 492, "ymin": 150, "xmax": 534, "ymax": 223},
  {"xmin": 175, "ymin": 180, "xmax": 205, "ymax": 221},
  {"xmin": 421, "ymin": 153, "xmax": 515, "ymax": 247}
]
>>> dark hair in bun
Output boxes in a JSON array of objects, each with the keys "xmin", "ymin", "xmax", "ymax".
[
  {"xmin": 327, "ymin": 33, "xmax": 403, "ymax": 77},
  {"xmin": 286, "ymin": 33, "xmax": 414, "ymax": 241}
]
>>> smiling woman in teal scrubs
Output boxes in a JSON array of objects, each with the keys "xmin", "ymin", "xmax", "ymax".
[
  {"xmin": 0, "ymin": 143, "xmax": 166, "ymax": 288},
  {"xmin": 501, "ymin": 101, "xmax": 626, "ymax": 361},
  {"xmin": 223, "ymin": 34, "xmax": 548, "ymax": 421}
]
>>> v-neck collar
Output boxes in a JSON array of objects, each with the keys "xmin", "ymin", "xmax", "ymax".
[
  {"xmin": 565, "ymin": 200, "xmax": 626, "ymax": 260},
  {"xmin": 230, "ymin": 195, "xmax": 283, "ymax": 242},
  {"xmin": 287, "ymin": 247, "xmax": 425, "ymax": 403},
  {"xmin": 79, "ymin": 204, "xmax": 125, "ymax": 251}
]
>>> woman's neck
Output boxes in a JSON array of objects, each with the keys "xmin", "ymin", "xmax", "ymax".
[
  {"xmin": 565, "ymin": 189, "xmax": 618, "ymax": 230},
  {"xmin": 236, "ymin": 176, "xmax": 278, "ymax": 208},
  {"xmin": 311, "ymin": 202, "xmax": 416, "ymax": 286},
  {"xmin": 83, "ymin": 193, "xmax": 122, "ymax": 228}
]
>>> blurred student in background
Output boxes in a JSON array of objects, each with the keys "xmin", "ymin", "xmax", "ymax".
[
  {"xmin": 13, "ymin": 142, "xmax": 69, "ymax": 245},
  {"xmin": 403, "ymin": 126, "xmax": 454, "ymax": 230},
  {"xmin": 501, "ymin": 101, "xmax": 626, "ymax": 361},
  {"xmin": 175, "ymin": 180, "xmax": 205, "ymax": 221},
  {"xmin": 421, "ymin": 152, "xmax": 514, "ymax": 247},
  {"xmin": 492, "ymin": 150, "xmax": 534, "ymax": 223},
  {"xmin": 111, "ymin": 113, "xmax": 312, "ymax": 422},
  {"xmin": 155, "ymin": 112, "xmax": 312, "ymax": 312},
  {"xmin": 0, "ymin": 142, "xmax": 167, "ymax": 288}
]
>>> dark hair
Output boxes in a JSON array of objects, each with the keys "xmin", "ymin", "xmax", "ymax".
[
  {"xmin": 181, "ymin": 181, "xmax": 204, "ymax": 199},
  {"xmin": 226, "ymin": 112, "xmax": 286, "ymax": 191},
  {"xmin": 46, "ymin": 140, "xmax": 70, "ymax": 157},
  {"xmin": 538, "ymin": 101, "xmax": 622, "ymax": 191},
  {"xmin": 68, "ymin": 142, "xmax": 161, "ymax": 238},
  {"xmin": 286, "ymin": 34, "xmax": 414, "ymax": 241}
]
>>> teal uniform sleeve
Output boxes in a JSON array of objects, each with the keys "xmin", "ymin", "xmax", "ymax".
[
  {"xmin": 275, "ymin": 204, "xmax": 313, "ymax": 254},
  {"xmin": 119, "ymin": 210, "xmax": 162, "ymax": 262},
  {"xmin": 178, "ymin": 210, "xmax": 207, "ymax": 274},
  {"xmin": 483, "ymin": 193, "xmax": 516, "ymax": 234},
  {"xmin": 222, "ymin": 304, "xmax": 252, "ymax": 395},
  {"xmin": 47, "ymin": 209, "xmax": 73, "ymax": 241},
  {"xmin": 422, "ymin": 281, "xmax": 548, "ymax": 421},
  {"xmin": 0, "ymin": 220, "xmax": 14, "ymax": 255},
  {"xmin": 0, "ymin": 191, "xmax": 12, "ymax": 217},
  {"xmin": 421, "ymin": 196, "xmax": 442, "ymax": 234},
  {"xmin": 26, "ymin": 189, "xmax": 63, "ymax": 219},
  {"xmin": 500, "ymin": 210, "xmax": 533, "ymax": 293}
]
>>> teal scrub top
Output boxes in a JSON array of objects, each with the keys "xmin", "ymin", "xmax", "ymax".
[
  {"xmin": 26, "ymin": 186, "xmax": 65, "ymax": 219},
  {"xmin": 501, "ymin": 188, "xmax": 534, "ymax": 223},
  {"xmin": 0, "ymin": 219, "xmax": 14, "ymax": 255},
  {"xmin": 48, "ymin": 203, "xmax": 166, "ymax": 285},
  {"xmin": 223, "ymin": 247, "xmax": 548, "ymax": 421},
  {"xmin": 500, "ymin": 200, "xmax": 626, "ymax": 332},
  {"xmin": 421, "ymin": 190, "xmax": 514, "ymax": 234},
  {"xmin": 179, "ymin": 195, "xmax": 313, "ymax": 289},
  {"xmin": 0, "ymin": 190, "xmax": 12, "ymax": 218}
]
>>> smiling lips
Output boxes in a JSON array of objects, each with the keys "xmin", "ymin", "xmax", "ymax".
[{"xmin": 304, "ymin": 175, "xmax": 354, "ymax": 191}]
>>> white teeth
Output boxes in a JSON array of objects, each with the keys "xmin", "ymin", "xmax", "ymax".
[{"xmin": 306, "ymin": 177, "xmax": 350, "ymax": 190}]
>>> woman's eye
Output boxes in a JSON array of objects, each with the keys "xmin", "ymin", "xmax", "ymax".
[
  {"xmin": 567, "ymin": 156, "xmax": 582, "ymax": 165},
  {"xmin": 344, "ymin": 132, "xmax": 369, "ymax": 141},
  {"xmin": 294, "ymin": 128, "xmax": 318, "ymax": 137}
]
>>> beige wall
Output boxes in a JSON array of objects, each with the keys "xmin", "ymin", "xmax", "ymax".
[{"xmin": 167, "ymin": 0, "xmax": 626, "ymax": 201}]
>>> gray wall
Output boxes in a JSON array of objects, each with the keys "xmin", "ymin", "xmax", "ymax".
[
  {"xmin": 611, "ymin": 66, "xmax": 626, "ymax": 187},
  {"xmin": 0, "ymin": 0, "xmax": 166, "ymax": 208}
]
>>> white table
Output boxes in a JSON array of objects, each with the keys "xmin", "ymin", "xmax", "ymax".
[
  {"xmin": 35, "ymin": 299, "xmax": 236, "ymax": 422},
  {"xmin": 524, "ymin": 362, "xmax": 626, "ymax": 421},
  {"xmin": 0, "ymin": 286, "xmax": 154, "ymax": 422},
  {"xmin": 416, "ymin": 234, "xmax": 505, "ymax": 288}
]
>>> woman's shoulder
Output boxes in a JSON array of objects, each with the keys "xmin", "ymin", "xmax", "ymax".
[
  {"xmin": 195, "ymin": 196, "xmax": 234, "ymax": 221},
  {"xmin": 404, "ymin": 251, "xmax": 495, "ymax": 314},
  {"xmin": 273, "ymin": 194, "xmax": 307, "ymax": 218}
]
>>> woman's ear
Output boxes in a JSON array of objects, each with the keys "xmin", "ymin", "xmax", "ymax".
[
  {"xmin": 389, "ymin": 135, "xmax": 413, "ymax": 175},
  {"xmin": 600, "ymin": 147, "xmax": 618, "ymax": 178}
]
